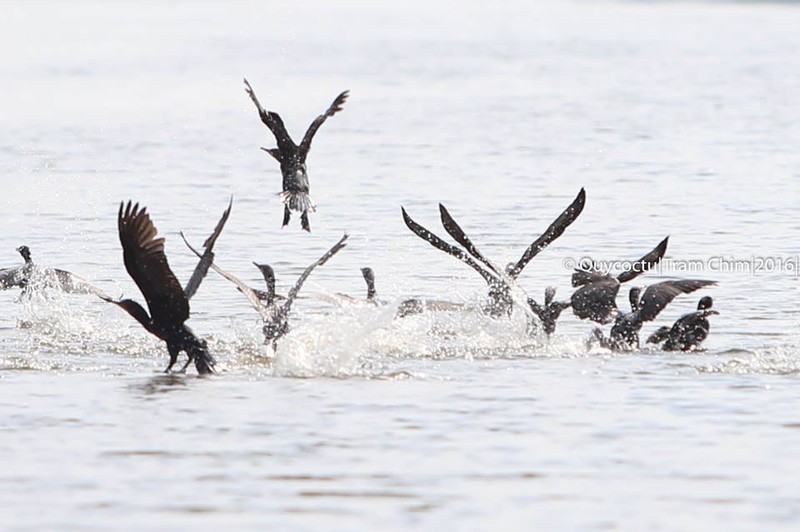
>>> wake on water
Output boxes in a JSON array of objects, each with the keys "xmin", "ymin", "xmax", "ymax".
[{"xmin": 2, "ymin": 285, "xmax": 796, "ymax": 378}]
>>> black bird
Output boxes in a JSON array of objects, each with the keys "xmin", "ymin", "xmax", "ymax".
[
  {"xmin": 402, "ymin": 188, "xmax": 586, "ymax": 318},
  {"xmin": 103, "ymin": 201, "xmax": 231, "ymax": 374},
  {"xmin": 590, "ymin": 280, "xmax": 716, "ymax": 351},
  {"xmin": 0, "ymin": 245, "xmax": 108, "ymax": 298},
  {"xmin": 646, "ymin": 296, "xmax": 718, "ymax": 351},
  {"xmin": 571, "ymin": 237, "xmax": 669, "ymax": 324},
  {"xmin": 311, "ymin": 267, "xmax": 380, "ymax": 306},
  {"xmin": 184, "ymin": 233, "xmax": 348, "ymax": 349},
  {"xmin": 244, "ymin": 78, "xmax": 349, "ymax": 232},
  {"xmin": 528, "ymin": 287, "xmax": 571, "ymax": 336}
]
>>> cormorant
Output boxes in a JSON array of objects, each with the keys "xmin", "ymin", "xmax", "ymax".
[
  {"xmin": 183, "ymin": 233, "xmax": 348, "ymax": 349},
  {"xmin": 528, "ymin": 286, "xmax": 571, "ymax": 336},
  {"xmin": 402, "ymin": 188, "xmax": 586, "ymax": 319},
  {"xmin": 0, "ymin": 245, "xmax": 109, "ymax": 298},
  {"xmin": 102, "ymin": 200, "xmax": 231, "ymax": 375},
  {"xmin": 571, "ymin": 237, "xmax": 669, "ymax": 324},
  {"xmin": 244, "ymin": 78, "xmax": 349, "ymax": 232},
  {"xmin": 395, "ymin": 298, "xmax": 466, "ymax": 318},
  {"xmin": 646, "ymin": 296, "xmax": 718, "ymax": 351},
  {"xmin": 310, "ymin": 267, "xmax": 380, "ymax": 306},
  {"xmin": 589, "ymin": 279, "xmax": 716, "ymax": 351}
]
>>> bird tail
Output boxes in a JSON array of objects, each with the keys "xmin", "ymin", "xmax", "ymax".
[
  {"xmin": 192, "ymin": 341, "xmax": 216, "ymax": 375},
  {"xmin": 280, "ymin": 191, "xmax": 316, "ymax": 214}
]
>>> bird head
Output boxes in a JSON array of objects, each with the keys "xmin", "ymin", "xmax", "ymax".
[
  {"xmin": 544, "ymin": 286, "xmax": 557, "ymax": 306},
  {"xmin": 16, "ymin": 246, "xmax": 32, "ymax": 263}
]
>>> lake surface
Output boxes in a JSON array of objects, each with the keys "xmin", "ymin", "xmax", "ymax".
[{"xmin": 1, "ymin": 0, "xmax": 799, "ymax": 529}]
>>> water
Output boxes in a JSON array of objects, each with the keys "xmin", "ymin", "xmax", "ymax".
[{"xmin": 1, "ymin": 0, "xmax": 800, "ymax": 529}]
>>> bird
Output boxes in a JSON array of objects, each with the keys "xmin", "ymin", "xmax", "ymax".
[
  {"xmin": 0, "ymin": 245, "xmax": 109, "ymax": 298},
  {"xmin": 102, "ymin": 200, "xmax": 231, "ymax": 375},
  {"xmin": 244, "ymin": 78, "xmax": 349, "ymax": 232},
  {"xmin": 589, "ymin": 279, "xmax": 716, "ymax": 351},
  {"xmin": 646, "ymin": 296, "xmax": 718, "ymax": 351},
  {"xmin": 402, "ymin": 188, "xmax": 586, "ymax": 318},
  {"xmin": 183, "ymin": 233, "xmax": 348, "ymax": 349},
  {"xmin": 307, "ymin": 267, "xmax": 380, "ymax": 307},
  {"xmin": 395, "ymin": 297, "xmax": 466, "ymax": 318},
  {"xmin": 527, "ymin": 287, "xmax": 572, "ymax": 336},
  {"xmin": 570, "ymin": 236, "xmax": 669, "ymax": 324}
]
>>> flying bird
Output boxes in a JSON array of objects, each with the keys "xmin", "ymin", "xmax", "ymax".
[
  {"xmin": 0, "ymin": 245, "xmax": 108, "ymax": 298},
  {"xmin": 402, "ymin": 188, "xmax": 586, "ymax": 319},
  {"xmin": 102, "ymin": 200, "xmax": 231, "ymax": 374},
  {"xmin": 244, "ymin": 78, "xmax": 349, "ymax": 232},
  {"xmin": 570, "ymin": 236, "xmax": 669, "ymax": 324},
  {"xmin": 183, "ymin": 232, "xmax": 348, "ymax": 349}
]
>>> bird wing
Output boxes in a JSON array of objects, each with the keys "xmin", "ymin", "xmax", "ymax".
[
  {"xmin": 401, "ymin": 207, "xmax": 499, "ymax": 287},
  {"xmin": 570, "ymin": 278, "xmax": 621, "ymax": 323},
  {"xmin": 243, "ymin": 78, "xmax": 297, "ymax": 153},
  {"xmin": 180, "ymin": 232, "xmax": 269, "ymax": 317},
  {"xmin": 509, "ymin": 188, "xmax": 586, "ymax": 279},
  {"xmin": 438, "ymin": 204, "xmax": 504, "ymax": 277},
  {"xmin": 571, "ymin": 268, "xmax": 612, "ymax": 287},
  {"xmin": 280, "ymin": 233, "xmax": 349, "ymax": 317},
  {"xmin": 527, "ymin": 298, "xmax": 545, "ymax": 319},
  {"xmin": 0, "ymin": 267, "xmax": 23, "ymax": 290},
  {"xmin": 49, "ymin": 268, "xmax": 110, "ymax": 299},
  {"xmin": 616, "ymin": 236, "xmax": 669, "ymax": 283},
  {"xmin": 118, "ymin": 201, "xmax": 189, "ymax": 326},
  {"xmin": 298, "ymin": 90, "xmax": 349, "ymax": 159},
  {"xmin": 183, "ymin": 197, "xmax": 233, "ymax": 300},
  {"xmin": 635, "ymin": 279, "xmax": 717, "ymax": 323}
]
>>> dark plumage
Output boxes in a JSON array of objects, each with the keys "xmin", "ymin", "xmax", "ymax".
[
  {"xmin": 590, "ymin": 280, "xmax": 716, "ymax": 351},
  {"xmin": 0, "ymin": 245, "xmax": 108, "ymax": 298},
  {"xmin": 528, "ymin": 287, "xmax": 571, "ymax": 336},
  {"xmin": 184, "ymin": 233, "xmax": 348, "ymax": 349},
  {"xmin": 571, "ymin": 237, "xmax": 669, "ymax": 324},
  {"xmin": 647, "ymin": 296, "xmax": 718, "ymax": 351},
  {"xmin": 244, "ymin": 78, "xmax": 349, "ymax": 232},
  {"xmin": 361, "ymin": 267, "xmax": 377, "ymax": 302},
  {"xmin": 103, "ymin": 201, "xmax": 230, "ymax": 374},
  {"xmin": 402, "ymin": 188, "xmax": 586, "ymax": 319}
]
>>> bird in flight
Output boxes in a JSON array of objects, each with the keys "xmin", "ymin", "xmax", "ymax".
[{"xmin": 244, "ymin": 78, "xmax": 349, "ymax": 232}]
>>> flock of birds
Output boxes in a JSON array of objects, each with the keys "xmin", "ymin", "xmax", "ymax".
[{"xmin": 0, "ymin": 80, "xmax": 719, "ymax": 375}]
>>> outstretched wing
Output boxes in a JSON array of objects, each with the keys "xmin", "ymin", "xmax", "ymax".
[
  {"xmin": 401, "ymin": 207, "xmax": 499, "ymax": 287},
  {"xmin": 183, "ymin": 197, "xmax": 233, "ymax": 300},
  {"xmin": 281, "ymin": 233, "xmax": 349, "ymax": 316},
  {"xmin": 438, "ymin": 204, "xmax": 503, "ymax": 277},
  {"xmin": 118, "ymin": 201, "xmax": 189, "ymax": 326},
  {"xmin": 635, "ymin": 279, "xmax": 716, "ymax": 323},
  {"xmin": 243, "ymin": 78, "xmax": 296, "ymax": 153},
  {"xmin": 180, "ymin": 232, "xmax": 269, "ymax": 317},
  {"xmin": 616, "ymin": 236, "xmax": 669, "ymax": 284},
  {"xmin": 298, "ymin": 90, "xmax": 349, "ymax": 158},
  {"xmin": 50, "ymin": 268, "xmax": 110, "ymax": 299},
  {"xmin": 509, "ymin": 188, "xmax": 586, "ymax": 279},
  {"xmin": 0, "ymin": 267, "xmax": 23, "ymax": 290}
]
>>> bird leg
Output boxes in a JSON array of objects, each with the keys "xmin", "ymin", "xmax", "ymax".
[
  {"xmin": 301, "ymin": 211, "xmax": 311, "ymax": 232},
  {"xmin": 165, "ymin": 344, "xmax": 180, "ymax": 373},
  {"xmin": 177, "ymin": 355, "xmax": 192, "ymax": 373},
  {"xmin": 282, "ymin": 205, "xmax": 291, "ymax": 227}
]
